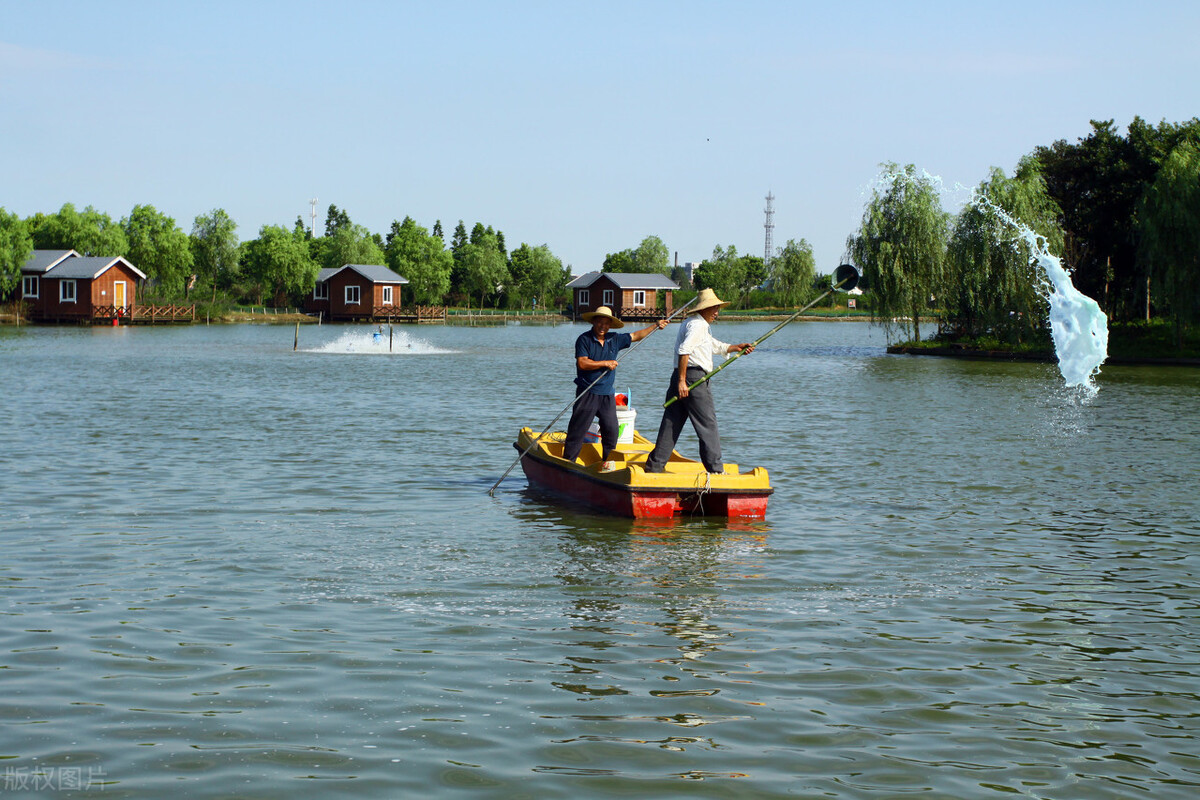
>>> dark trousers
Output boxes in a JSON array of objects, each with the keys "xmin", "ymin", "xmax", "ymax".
[
  {"xmin": 645, "ymin": 366, "xmax": 722, "ymax": 472},
  {"xmin": 563, "ymin": 390, "xmax": 618, "ymax": 461}
]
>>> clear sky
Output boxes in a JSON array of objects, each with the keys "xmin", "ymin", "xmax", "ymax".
[{"xmin": 3, "ymin": 0, "xmax": 1198, "ymax": 274}]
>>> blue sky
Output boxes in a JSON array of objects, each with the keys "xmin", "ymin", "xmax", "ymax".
[{"xmin": 3, "ymin": 0, "xmax": 1198, "ymax": 274}]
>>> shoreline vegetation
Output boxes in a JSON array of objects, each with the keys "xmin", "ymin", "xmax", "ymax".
[{"xmin": 5, "ymin": 302, "xmax": 1197, "ymax": 367}]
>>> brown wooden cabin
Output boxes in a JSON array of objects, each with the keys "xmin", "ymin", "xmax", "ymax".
[
  {"xmin": 306, "ymin": 264, "xmax": 409, "ymax": 321},
  {"xmin": 20, "ymin": 250, "xmax": 147, "ymax": 323},
  {"xmin": 567, "ymin": 271, "xmax": 679, "ymax": 322}
]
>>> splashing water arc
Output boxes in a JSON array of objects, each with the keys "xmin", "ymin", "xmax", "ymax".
[
  {"xmin": 968, "ymin": 190, "xmax": 1109, "ymax": 393},
  {"xmin": 1036, "ymin": 248, "xmax": 1109, "ymax": 390}
]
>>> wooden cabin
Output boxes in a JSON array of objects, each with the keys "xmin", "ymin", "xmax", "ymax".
[
  {"xmin": 306, "ymin": 264, "xmax": 409, "ymax": 321},
  {"xmin": 20, "ymin": 250, "xmax": 147, "ymax": 323},
  {"xmin": 567, "ymin": 271, "xmax": 679, "ymax": 321}
]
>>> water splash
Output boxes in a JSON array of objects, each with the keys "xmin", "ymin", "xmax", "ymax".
[
  {"xmin": 972, "ymin": 195, "xmax": 1108, "ymax": 395},
  {"xmin": 304, "ymin": 328, "xmax": 457, "ymax": 355}
]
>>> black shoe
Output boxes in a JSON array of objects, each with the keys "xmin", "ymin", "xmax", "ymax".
[{"xmin": 643, "ymin": 465, "xmax": 664, "ymax": 473}]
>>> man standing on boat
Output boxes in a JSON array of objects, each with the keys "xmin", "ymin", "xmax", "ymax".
[
  {"xmin": 644, "ymin": 288, "xmax": 755, "ymax": 474},
  {"xmin": 564, "ymin": 307, "xmax": 667, "ymax": 472}
]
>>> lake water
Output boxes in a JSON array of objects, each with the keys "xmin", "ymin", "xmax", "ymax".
[{"xmin": 2, "ymin": 321, "xmax": 1199, "ymax": 798}]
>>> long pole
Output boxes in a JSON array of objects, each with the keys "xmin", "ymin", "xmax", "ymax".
[
  {"xmin": 488, "ymin": 298, "xmax": 696, "ymax": 496},
  {"xmin": 664, "ymin": 273, "xmax": 858, "ymax": 408}
]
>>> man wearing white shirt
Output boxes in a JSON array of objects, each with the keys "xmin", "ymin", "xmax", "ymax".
[{"xmin": 644, "ymin": 288, "xmax": 755, "ymax": 474}]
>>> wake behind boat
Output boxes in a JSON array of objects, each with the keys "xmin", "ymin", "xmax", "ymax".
[{"xmin": 513, "ymin": 426, "xmax": 772, "ymax": 519}]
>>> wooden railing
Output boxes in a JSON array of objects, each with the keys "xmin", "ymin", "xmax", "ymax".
[{"xmin": 93, "ymin": 304, "xmax": 196, "ymax": 323}]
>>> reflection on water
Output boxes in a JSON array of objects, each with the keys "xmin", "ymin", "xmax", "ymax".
[{"xmin": 2, "ymin": 323, "xmax": 1199, "ymax": 798}]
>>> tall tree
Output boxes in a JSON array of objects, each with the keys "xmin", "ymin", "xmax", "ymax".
[
  {"xmin": 508, "ymin": 243, "xmax": 565, "ymax": 308},
  {"xmin": 320, "ymin": 223, "xmax": 385, "ymax": 271},
  {"xmin": 846, "ymin": 164, "xmax": 949, "ymax": 341},
  {"xmin": 31, "ymin": 203, "xmax": 129, "ymax": 256},
  {"xmin": 945, "ymin": 158, "xmax": 1064, "ymax": 342},
  {"xmin": 631, "ymin": 235, "xmax": 670, "ymax": 275},
  {"xmin": 241, "ymin": 224, "xmax": 319, "ymax": 305},
  {"xmin": 602, "ymin": 249, "xmax": 636, "ymax": 272},
  {"xmin": 768, "ymin": 238, "xmax": 817, "ymax": 307},
  {"xmin": 385, "ymin": 216, "xmax": 453, "ymax": 304},
  {"xmin": 0, "ymin": 208, "xmax": 33, "ymax": 296},
  {"xmin": 324, "ymin": 204, "xmax": 351, "ymax": 237},
  {"xmin": 1137, "ymin": 141, "xmax": 1200, "ymax": 345},
  {"xmin": 461, "ymin": 228, "xmax": 510, "ymax": 308},
  {"xmin": 122, "ymin": 204, "xmax": 194, "ymax": 296},
  {"xmin": 191, "ymin": 209, "xmax": 240, "ymax": 302}
]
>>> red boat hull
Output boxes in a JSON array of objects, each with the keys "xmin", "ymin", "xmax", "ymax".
[{"xmin": 518, "ymin": 447, "xmax": 770, "ymax": 519}]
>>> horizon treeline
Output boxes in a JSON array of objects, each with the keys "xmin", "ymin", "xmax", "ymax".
[{"xmin": 3, "ymin": 116, "xmax": 1198, "ymax": 336}]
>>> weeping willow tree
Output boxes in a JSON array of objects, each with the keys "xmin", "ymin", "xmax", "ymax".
[
  {"xmin": 1138, "ymin": 142, "xmax": 1200, "ymax": 349},
  {"xmin": 945, "ymin": 157, "xmax": 1065, "ymax": 343},
  {"xmin": 846, "ymin": 164, "xmax": 950, "ymax": 341}
]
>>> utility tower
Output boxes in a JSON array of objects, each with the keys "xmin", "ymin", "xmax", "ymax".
[
  {"xmin": 763, "ymin": 191, "xmax": 775, "ymax": 267},
  {"xmin": 310, "ymin": 198, "xmax": 318, "ymax": 237}
]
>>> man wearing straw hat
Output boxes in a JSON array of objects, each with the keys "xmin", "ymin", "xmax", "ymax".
[
  {"xmin": 564, "ymin": 306, "xmax": 667, "ymax": 471},
  {"xmin": 644, "ymin": 288, "xmax": 755, "ymax": 474}
]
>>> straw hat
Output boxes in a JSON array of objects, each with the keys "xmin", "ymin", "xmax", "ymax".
[
  {"xmin": 689, "ymin": 288, "xmax": 729, "ymax": 314},
  {"xmin": 580, "ymin": 305, "xmax": 625, "ymax": 328}
]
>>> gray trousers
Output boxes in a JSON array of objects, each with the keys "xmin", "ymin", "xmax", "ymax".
[{"xmin": 645, "ymin": 366, "xmax": 722, "ymax": 473}]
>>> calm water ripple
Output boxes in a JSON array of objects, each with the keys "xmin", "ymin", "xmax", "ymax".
[{"xmin": 2, "ymin": 321, "xmax": 1199, "ymax": 798}]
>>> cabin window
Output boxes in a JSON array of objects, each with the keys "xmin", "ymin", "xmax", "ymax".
[
  {"xmin": 60, "ymin": 280, "xmax": 77, "ymax": 303},
  {"xmin": 313, "ymin": 282, "xmax": 329, "ymax": 300},
  {"xmin": 345, "ymin": 285, "xmax": 361, "ymax": 305},
  {"xmin": 578, "ymin": 289, "xmax": 589, "ymax": 307},
  {"xmin": 22, "ymin": 276, "xmax": 39, "ymax": 298},
  {"xmin": 603, "ymin": 289, "xmax": 614, "ymax": 306},
  {"xmin": 632, "ymin": 290, "xmax": 646, "ymax": 307},
  {"xmin": 382, "ymin": 285, "xmax": 393, "ymax": 305}
]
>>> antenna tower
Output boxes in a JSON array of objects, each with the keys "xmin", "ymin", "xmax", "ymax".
[
  {"xmin": 309, "ymin": 198, "xmax": 318, "ymax": 237},
  {"xmin": 763, "ymin": 191, "xmax": 775, "ymax": 266}
]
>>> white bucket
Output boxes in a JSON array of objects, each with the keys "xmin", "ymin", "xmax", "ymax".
[
  {"xmin": 616, "ymin": 406, "xmax": 636, "ymax": 444},
  {"xmin": 583, "ymin": 406, "xmax": 637, "ymax": 444}
]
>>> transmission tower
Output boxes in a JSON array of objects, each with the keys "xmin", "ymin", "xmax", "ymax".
[
  {"xmin": 763, "ymin": 191, "xmax": 775, "ymax": 266},
  {"xmin": 309, "ymin": 197, "xmax": 318, "ymax": 237}
]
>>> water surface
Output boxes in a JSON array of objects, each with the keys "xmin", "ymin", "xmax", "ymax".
[{"xmin": 2, "ymin": 321, "xmax": 1198, "ymax": 798}]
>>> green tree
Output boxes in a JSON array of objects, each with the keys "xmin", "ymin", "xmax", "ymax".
[
  {"xmin": 191, "ymin": 209, "xmax": 240, "ymax": 302},
  {"xmin": 945, "ymin": 158, "xmax": 1064, "ymax": 342},
  {"xmin": 602, "ymin": 249, "xmax": 636, "ymax": 272},
  {"xmin": 846, "ymin": 164, "xmax": 950, "ymax": 341},
  {"xmin": 461, "ymin": 228, "xmax": 510, "ymax": 308},
  {"xmin": 449, "ymin": 220, "xmax": 469, "ymax": 296},
  {"xmin": 31, "ymin": 203, "xmax": 129, "ymax": 256},
  {"xmin": 768, "ymin": 238, "xmax": 817, "ymax": 307},
  {"xmin": 632, "ymin": 235, "xmax": 670, "ymax": 274},
  {"xmin": 0, "ymin": 208, "xmax": 33, "ymax": 296},
  {"xmin": 1034, "ymin": 117, "xmax": 1200, "ymax": 320},
  {"xmin": 324, "ymin": 204, "xmax": 351, "ymax": 237},
  {"xmin": 320, "ymin": 223, "xmax": 385, "ymax": 271},
  {"xmin": 122, "ymin": 204, "xmax": 194, "ymax": 296},
  {"xmin": 1138, "ymin": 141, "xmax": 1200, "ymax": 346},
  {"xmin": 508, "ymin": 243, "xmax": 565, "ymax": 308},
  {"xmin": 241, "ymin": 224, "xmax": 319, "ymax": 305},
  {"xmin": 694, "ymin": 245, "xmax": 764, "ymax": 304},
  {"xmin": 385, "ymin": 216, "xmax": 453, "ymax": 304}
]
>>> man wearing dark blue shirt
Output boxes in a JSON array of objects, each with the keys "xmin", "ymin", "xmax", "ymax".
[{"xmin": 564, "ymin": 306, "xmax": 666, "ymax": 471}]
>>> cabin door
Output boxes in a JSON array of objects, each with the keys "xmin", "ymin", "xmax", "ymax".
[{"xmin": 114, "ymin": 281, "xmax": 127, "ymax": 311}]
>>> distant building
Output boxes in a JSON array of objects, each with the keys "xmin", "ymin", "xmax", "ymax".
[
  {"xmin": 20, "ymin": 250, "xmax": 147, "ymax": 323},
  {"xmin": 566, "ymin": 272, "xmax": 679, "ymax": 321},
  {"xmin": 306, "ymin": 264, "xmax": 409, "ymax": 321}
]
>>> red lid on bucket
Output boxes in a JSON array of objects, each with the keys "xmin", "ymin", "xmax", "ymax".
[{"xmin": 615, "ymin": 393, "xmax": 628, "ymax": 406}]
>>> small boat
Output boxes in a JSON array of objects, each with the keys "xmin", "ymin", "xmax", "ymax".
[{"xmin": 513, "ymin": 427, "xmax": 772, "ymax": 519}]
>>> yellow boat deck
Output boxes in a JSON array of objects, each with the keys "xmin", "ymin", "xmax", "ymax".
[{"xmin": 516, "ymin": 427, "xmax": 772, "ymax": 492}]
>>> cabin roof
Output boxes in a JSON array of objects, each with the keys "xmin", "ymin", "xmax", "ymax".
[
  {"xmin": 21, "ymin": 250, "xmax": 81, "ymax": 274},
  {"xmin": 43, "ymin": 256, "xmax": 148, "ymax": 280},
  {"xmin": 567, "ymin": 271, "xmax": 678, "ymax": 290},
  {"xmin": 319, "ymin": 264, "xmax": 409, "ymax": 284}
]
